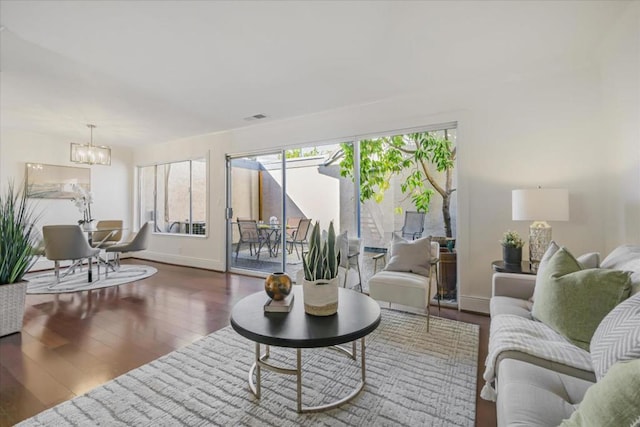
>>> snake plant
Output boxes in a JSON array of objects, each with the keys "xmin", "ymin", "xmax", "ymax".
[
  {"xmin": 0, "ymin": 182, "xmax": 39, "ymax": 285},
  {"xmin": 302, "ymin": 221, "xmax": 338, "ymax": 282}
]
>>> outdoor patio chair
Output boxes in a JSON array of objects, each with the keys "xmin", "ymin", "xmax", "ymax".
[
  {"xmin": 400, "ymin": 211, "xmax": 426, "ymax": 240},
  {"xmin": 235, "ymin": 219, "xmax": 269, "ymax": 261},
  {"xmin": 339, "ymin": 234, "xmax": 362, "ymax": 292},
  {"xmin": 285, "ymin": 217, "xmax": 301, "ymax": 239},
  {"xmin": 287, "ymin": 218, "xmax": 311, "ymax": 259}
]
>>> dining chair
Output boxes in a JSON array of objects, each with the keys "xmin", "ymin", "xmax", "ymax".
[
  {"xmin": 42, "ymin": 225, "xmax": 101, "ymax": 286},
  {"xmin": 287, "ymin": 218, "xmax": 312, "ymax": 259},
  {"xmin": 235, "ymin": 219, "xmax": 268, "ymax": 261},
  {"xmin": 91, "ymin": 220, "xmax": 124, "ymax": 248},
  {"xmin": 105, "ymin": 222, "xmax": 151, "ymax": 271}
]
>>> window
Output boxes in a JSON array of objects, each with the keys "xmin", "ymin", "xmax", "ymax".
[{"xmin": 138, "ymin": 158, "xmax": 207, "ymax": 235}]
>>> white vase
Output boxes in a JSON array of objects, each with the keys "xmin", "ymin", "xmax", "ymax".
[
  {"xmin": 302, "ymin": 277, "xmax": 339, "ymax": 316},
  {"xmin": 82, "ymin": 221, "xmax": 96, "ymax": 231},
  {"xmin": 0, "ymin": 281, "xmax": 27, "ymax": 337}
]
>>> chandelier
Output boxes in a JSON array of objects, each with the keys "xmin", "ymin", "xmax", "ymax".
[{"xmin": 70, "ymin": 124, "xmax": 111, "ymax": 166}]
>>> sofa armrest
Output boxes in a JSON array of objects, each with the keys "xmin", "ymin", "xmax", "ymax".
[{"xmin": 492, "ymin": 273, "xmax": 536, "ymax": 300}]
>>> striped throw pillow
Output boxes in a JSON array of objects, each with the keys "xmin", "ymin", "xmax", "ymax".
[{"xmin": 590, "ymin": 292, "xmax": 640, "ymax": 381}]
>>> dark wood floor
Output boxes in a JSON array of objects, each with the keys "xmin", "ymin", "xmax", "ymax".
[{"xmin": 0, "ymin": 260, "xmax": 496, "ymax": 427}]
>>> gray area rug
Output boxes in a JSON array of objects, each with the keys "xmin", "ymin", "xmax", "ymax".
[
  {"xmin": 24, "ymin": 265, "xmax": 158, "ymax": 294},
  {"xmin": 19, "ymin": 309, "xmax": 479, "ymax": 426}
]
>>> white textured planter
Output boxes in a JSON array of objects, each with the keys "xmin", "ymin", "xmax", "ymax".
[
  {"xmin": 0, "ymin": 281, "xmax": 27, "ymax": 337},
  {"xmin": 302, "ymin": 277, "xmax": 339, "ymax": 316}
]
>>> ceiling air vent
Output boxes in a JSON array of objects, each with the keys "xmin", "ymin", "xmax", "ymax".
[{"xmin": 244, "ymin": 114, "xmax": 268, "ymax": 121}]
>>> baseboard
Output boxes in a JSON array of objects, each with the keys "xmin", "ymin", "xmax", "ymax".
[
  {"xmin": 135, "ymin": 251, "xmax": 224, "ymax": 271},
  {"xmin": 458, "ymin": 295, "xmax": 490, "ymax": 314}
]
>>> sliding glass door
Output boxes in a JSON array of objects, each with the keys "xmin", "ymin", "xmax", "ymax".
[
  {"xmin": 226, "ymin": 143, "xmax": 356, "ymax": 281},
  {"xmin": 227, "ymin": 152, "xmax": 283, "ymax": 274},
  {"xmin": 225, "ymin": 124, "xmax": 457, "ymax": 305},
  {"xmin": 353, "ymin": 125, "xmax": 458, "ymax": 303},
  {"xmin": 282, "ymin": 143, "xmax": 356, "ymax": 281}
]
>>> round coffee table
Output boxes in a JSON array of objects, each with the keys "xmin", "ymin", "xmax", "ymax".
[{"xmin": 230, "ymin": 286, "xmax": 381, "ymax": 413}]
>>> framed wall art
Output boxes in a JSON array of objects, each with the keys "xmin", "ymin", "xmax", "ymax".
[{"xmin": 25, "ymin": 163, "xmax": 91, "ymax": 199}]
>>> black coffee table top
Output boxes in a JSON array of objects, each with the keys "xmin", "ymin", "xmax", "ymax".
[{"xmin": 230, "ymin": 287, "xmax": 381, "ymax": 348}]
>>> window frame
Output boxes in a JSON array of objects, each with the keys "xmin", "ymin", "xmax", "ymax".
[{"xmin": 137, "ymin": 156, "xmax": 208, "ymax": 238}]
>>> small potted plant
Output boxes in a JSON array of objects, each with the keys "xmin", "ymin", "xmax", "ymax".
[
  {"xmin": 301, "ymin": 221, "xmax": 339, "ymax": 316},
  {"xmin": 500, "ymin": 230, "xmax": 524, "ymax": 265},
  {"xmin": 0, "ymin": 182, "xmax": 39, "ymax": 336}
]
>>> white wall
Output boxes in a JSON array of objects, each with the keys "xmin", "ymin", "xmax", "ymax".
[
  {"xmin": 131, "ymin": 134, "xmax": 226, "ymax": 270},
  {"xmin": 0, "ymin": 128, "xmax": 134, "ymax": 270},
  {"xmin": 133, "ymin": 60, "xmax": 619, "ymax": 313},
  {"xmin": 599, "ymin": 2, "xmax": 640, "ymax": 249},
  {"xmin": 270, "ymin": 163, "xmax": 340, "ymax": 233}
]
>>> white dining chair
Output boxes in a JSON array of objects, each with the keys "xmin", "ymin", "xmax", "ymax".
[{"xmin": 42, "ymin": 225, "xmax": 101, "ymax": 286}]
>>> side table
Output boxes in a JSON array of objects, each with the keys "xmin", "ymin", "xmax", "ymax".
[{"xmin": 491, "ymin": 260, "xmax": 537, "ymax": 275}]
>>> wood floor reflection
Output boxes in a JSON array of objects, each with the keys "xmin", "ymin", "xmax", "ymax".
[{"xmin": 0, "ymin": 260, "xmax": 496, "ymax": 426}]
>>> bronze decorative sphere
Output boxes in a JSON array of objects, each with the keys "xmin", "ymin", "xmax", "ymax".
[{"xmin": 264, "ymin": 272, "xmax": 292, "ymax": 301}]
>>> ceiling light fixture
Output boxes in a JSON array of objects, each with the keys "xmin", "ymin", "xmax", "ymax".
[{"xmin": 70, "ymin": 124, "xmax": 111, "ymax": 166}]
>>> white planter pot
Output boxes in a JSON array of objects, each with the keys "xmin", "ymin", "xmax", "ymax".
[
  {"xmin": 0, "ymin": 281, "xmax": 27, "ymax": 337},
  {"xmin": 302, "ymin": 277, "xmax": 339, "ymax": 316}
]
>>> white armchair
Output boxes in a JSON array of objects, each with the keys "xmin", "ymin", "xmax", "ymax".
[{"xmin": 368, "ymin": 239, "xmax": 440, "ymax": 331}]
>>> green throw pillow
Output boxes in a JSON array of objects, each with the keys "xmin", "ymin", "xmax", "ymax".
[
  {"xmin": 560, "ymin": 359, "xmax": 640, "ymax": 427},
  {"xmin": 531, "ymin": 248, "xmax": 631, "ymax": 350}
]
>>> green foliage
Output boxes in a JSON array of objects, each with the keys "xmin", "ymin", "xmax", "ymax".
[
  {"xmin": 0, "ymin": 182, "xmax": 39, "ymax": 284},
  {"xmin": 339, "ymin": 131, "xmax": 456, "ymax": 236},
  {"xmin": 500, "ymin": 230, "xmax": 525, "ymax": 248},
  {"xmin": 283, "ymin": 147, "xmax": 321, "ymax": 159},
  {"xmin": 302, "ymin": 221, "xmax": 339, "ymax": 282}
]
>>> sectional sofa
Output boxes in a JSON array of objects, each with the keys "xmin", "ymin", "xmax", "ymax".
[{"xmin": 486, "ymin": 244, "xmax": 640, "ymax": 427}]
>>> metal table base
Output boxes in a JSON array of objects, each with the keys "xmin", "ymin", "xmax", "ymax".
[{"xmin": 248, "ymin": 338, "xmax": 366, "ymax": 413}]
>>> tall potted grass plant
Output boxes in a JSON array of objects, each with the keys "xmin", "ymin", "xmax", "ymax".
[
  {"xmin": 301, "ymin": 221, "xmax": 340, "ymax": 316},
  {"xmin": 0, "ymin": 182, "xmax": 39, "ymax": 336}
]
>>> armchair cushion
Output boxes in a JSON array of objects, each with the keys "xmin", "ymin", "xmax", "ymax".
[{"xmin": 384, "ymin": 234, "xmax": 432, "ymax": 277}]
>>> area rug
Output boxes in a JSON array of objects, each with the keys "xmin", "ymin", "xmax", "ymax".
[
  {"xmin": 24, "ymin": 265, "xmax": 158, "ymax": 294},
  {"xmin": 18, "ymin": 309, "xmax": 479, "ymax": 426}
]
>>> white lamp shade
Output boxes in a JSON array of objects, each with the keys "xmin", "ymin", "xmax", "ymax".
[{"xmin": 512, "ymin": 188, "xmax": 569, "ymax": 221}]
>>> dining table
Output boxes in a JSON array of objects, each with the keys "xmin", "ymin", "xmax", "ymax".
[
  {"xmin": 83, "ymin": 227, "xmax": 127, "ymax": 282},
  {"xmin": 257, "ymin": 223, "xmax": 296, "ymax": 257}
]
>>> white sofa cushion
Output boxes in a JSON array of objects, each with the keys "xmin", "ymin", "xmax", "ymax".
[
  {"xmin": 601, "ymin": 245, "xmax": 640, "ymax": 295},
  {"xmin": 497, "ymin": 359, "xmax": 593, "ymax": 427}
]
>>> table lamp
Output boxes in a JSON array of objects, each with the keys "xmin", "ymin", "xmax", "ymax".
[{"xmin": 512, "ymin": 188, "xmax": 569, "ymax": 267}]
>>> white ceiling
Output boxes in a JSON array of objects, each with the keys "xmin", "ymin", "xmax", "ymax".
[{"xmin": 0, "ymin": 1, "xmax": 630, "ymax": 147}]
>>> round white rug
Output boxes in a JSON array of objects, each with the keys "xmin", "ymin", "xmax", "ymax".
[{"xmin": 25, "ymin": 264, "xmax": 158, "ymax": 294}]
